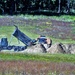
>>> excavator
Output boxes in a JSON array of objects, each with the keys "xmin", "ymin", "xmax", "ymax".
[{"xmin": 0, "ymin": 25, "xmax": 52, "ymax": 51}]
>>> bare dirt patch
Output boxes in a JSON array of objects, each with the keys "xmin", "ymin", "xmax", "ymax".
[{"xmin": 0, "ymin": 61, "xmax": 75, "ymax": 75}]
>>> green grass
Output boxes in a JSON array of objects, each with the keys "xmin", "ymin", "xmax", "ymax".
[
  {"xmin": 1, "ymin": 14, "xmax": 74, "ymax": 22},
  {"xmin": 49, "ymin": 15, "xmax": 75, "ymax": 22},
  {"xmin": 0, "ymin": 25, "xmax": 75, "ymax": 45},
  {"xmin": 0, "ymin": 15, "xmax": 75, "ymax": 75},
  {"xmin": 50, "ymin": 37, "xmax": 75, "ymax": 44},
  {"xmin": 16, "ymin": 14, "xmax": 75, "ymax": 22},
  {"xmin": 0, "ymin": 25, "xmax": 39, "ymax": 45},
  {"xmin": 0, "ymin": 53, "xmax": 75, "ymax": 63}
]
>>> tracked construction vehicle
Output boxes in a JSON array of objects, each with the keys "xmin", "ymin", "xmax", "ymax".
[{"xmin": 0, "ymin": 25, "xmax": 52, "ymax": 51}]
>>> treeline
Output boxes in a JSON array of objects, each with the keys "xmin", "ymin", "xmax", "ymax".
[{"xmin": 0, "ymin": 0, "xmax": 75, "ymax": 15}]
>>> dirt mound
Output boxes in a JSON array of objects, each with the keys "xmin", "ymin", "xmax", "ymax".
[
  {"xmin": 63, "ymin": 44, "xmax": 75, "ymax": 54},
  {"xmin": 24, "ymin": 44, "xmax": 46, "ymax": 53},
  {"xmin": 47, "ymin": 43, "xmax": 65, "ymax": 54},
  {"xmin": 47, "ymin": 43, "xmax": 75, "ymax": 54}
]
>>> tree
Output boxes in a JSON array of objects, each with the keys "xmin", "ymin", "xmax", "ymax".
[
  {"xmin": 0, "ymin": 0, "xmax": 75, "ymax": 15},
  {"xmin": 66, "ymin": 0, "xmax": 70, "ymax": 13},
  {"xmin": 58, "ymin": 0, "xmax": 61, "ymax": 13}
]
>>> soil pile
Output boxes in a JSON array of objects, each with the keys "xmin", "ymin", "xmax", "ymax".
[
  {"xmin": 23, "ymin": 44, "xmax": 46, "ymax": 53},
  {"xmin": 47, "ymin": 43, "xmax": 65, "ymax": 54}
]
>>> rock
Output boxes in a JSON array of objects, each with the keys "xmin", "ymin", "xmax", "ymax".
[
  {"xmin": 69, "ymin": 44, "xmax": 75, "ymax": 54},
  {"xmin": 47, "ymin": 43, "xmax": 65, "ymax": 54},
  {"xmin": 63, "ymin": 44, "xmax": 71, "ymax": 54},
  {"xmin": 68, "ymin": 44, "xmax": 75, "ymax": 54},
  {"xmin": 62, "ymin": 44, "xmax": 75, "ymax": 54},
  {"xmin": 24, "ymin": 44, "xmax": 46, "ymax": 53}
]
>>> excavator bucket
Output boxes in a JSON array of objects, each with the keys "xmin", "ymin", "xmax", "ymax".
[{"xmin": 13, "ymin": 25, "xmax": 36, "ymax": 46}]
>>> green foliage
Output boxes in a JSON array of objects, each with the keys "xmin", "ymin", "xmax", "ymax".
[
  {"xmin": 19, "ymin": 14, "xmax": 75, "ymax": 22},
  {"xmin": 49, "ymin": 15, "xmax": 75, "ymax": 22},
  {"xmin": 0, "ymin": 0, "xmax": 75, "ymax": 14}
]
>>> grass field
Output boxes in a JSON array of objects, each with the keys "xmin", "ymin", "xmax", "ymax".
[
  {"xmin": 0, "ymin": 15, "xmax": 75, "ymax": 43},
  {"xmin": 0, "ymin": 25, "xmax": 75, "ymax": 45},
  {"xmin": 0, "ymin": 53, "xmax": 75, "ymax": 75},
  {"xmin": 0, "ymin": 15, "xmax": 75, "ymax": 75},
  {"xmin": 0, "ymin": 52, "xmax": 75, "ymax": 63}
]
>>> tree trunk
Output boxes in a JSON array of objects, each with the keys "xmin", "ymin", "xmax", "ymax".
[
  {"xmin": 9, "ymin": 0, "xmax": 15, "ymax": 15},
  {"xmin": 58, "ymin": 0, "xmax": 61, "ymax": 13},
  {"xmin": 15, "ymin": 1, "xmax": 17, "ymax": 13},
  {"xmin": 67, "ymin": 0, "xmax": 70, "ymax": 13}
]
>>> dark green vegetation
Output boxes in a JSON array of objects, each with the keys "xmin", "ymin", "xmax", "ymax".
[{"xmin": 0, "ymin": 0, "xmax": 75, "ymax": 15}]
